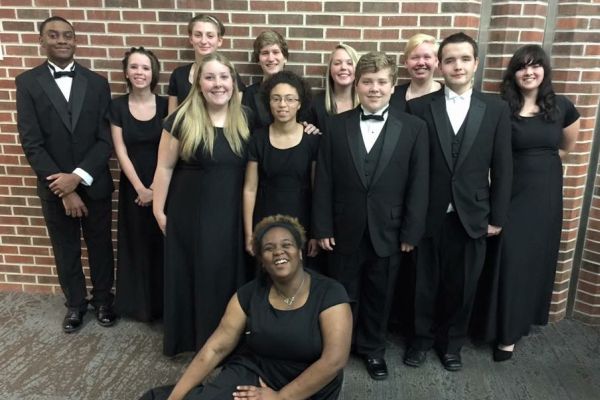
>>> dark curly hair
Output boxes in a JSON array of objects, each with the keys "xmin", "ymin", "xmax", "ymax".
[
  {"xmin": 252, "ymin": 214, "xmax": 307, "ymax": 261},
  {"xmin": 261, "ymin": 70, "xmax": 312, "ymax": 121},
  {"xmin": 501, "ymin": 44, "xmax": 556, "ymax": 121},
  {"xmin": 121, "ymin": 47, "xmax": 161, "ymax": 91}
]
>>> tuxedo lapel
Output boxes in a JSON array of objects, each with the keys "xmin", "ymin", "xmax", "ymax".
[
  {"xmin": 345, "ymin": 109, "xmax": 368, "ymax": 188},
  {"xmin": 69, "ymin": 63, "xmax": 88, "ymax": 133},
  {"xmin": 36, "ymin": 63, "xmax": 71, "ymax": 132},
  {"xmin": 430, "ymin": 94, "xmax": 453, "ymax": 172},
  {"xmin": 454, "ymin": 93, "xmax": 486, "ymax": 172},
  {"xmin": 371, "ymin": 113, "xmax": 402, "ymax": 186}
]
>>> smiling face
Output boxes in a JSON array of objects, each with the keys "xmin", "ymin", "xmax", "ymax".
[
  {"xmin": 125, "ymin": 52, "xmax": 153, "ymax": 90},
  {"xmin": 269, "ymin": 83, "xmax": 301, "ymax": 123},
  {"xmin": 355, "ymin": 68, "xmax": 395, "ymax": 113},
  {"xmin": 515, "ymin": 63, "xmax": 545, "ymax": 95},
  {"xmin": 189, "ymin": 21, "xmax": 223, "ymax": 56},
  {"xmin": 260, "ymin": 227, "xmax": 301, "ymax": 280},
  {"xmin": 330, "ymin": 48, "xmax": 355, "ymax": 88},
  {"xmin": 259, "ymin": 44, "xmax": 286, "ymax": 78},
  {"xmin": 199, "ymin": 60, "xmax": 233, "ymax": 108},
  {"xmin": 405, "ymin": 41, "xmax": 438, "ymax": 82},
  {"xmin": 40, "ymin": 20, "xmax": 76, "ymax": 67},
  {"xmin": 439, "ymin": 42, "xmax": 479, "ymax": 94}
]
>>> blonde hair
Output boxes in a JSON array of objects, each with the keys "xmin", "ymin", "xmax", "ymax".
[
  {"xmin": 325, "ymin": 44, "xmax": 360, "ymax": 115},
  {"xmin": 170, "ymin": 53, "xmax": 249, "ymax": 160},
  {"xmin": 403, "ymin": 33, "xmax": 438, "ymax": 62}
]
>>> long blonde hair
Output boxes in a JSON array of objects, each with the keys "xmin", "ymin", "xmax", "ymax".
[
  {"xmin": 170, "ymin": 53, "xmax": 249, "ymax": 160},
  {"xmin": 324, "ymin": 44, "xmax": 360, "ymax": 115}
]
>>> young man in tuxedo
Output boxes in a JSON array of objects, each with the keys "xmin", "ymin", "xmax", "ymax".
[
  {"xmin": 16, "ymin": 16, "xmax": 116, "ymax": 333},
  {"xmin": 313, "ymin": 52, "xmax": 429, "ymax": 380},
  {"xmin": 404, "ymin": 32, "xmax": 512, "ymax": 371}
]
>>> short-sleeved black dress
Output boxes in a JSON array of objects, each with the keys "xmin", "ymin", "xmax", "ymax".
[
  {"xmin": 482, "ymin": 95, "xmax": 580, "ymax": 344},
  {"xmin": 168, "ymin": 63, "xmax": 246, "ymax": 105},
  {"xmin": 162, "ymin": 115, "xmax": 249, "ymax": 356},
  {"xmin": 140, "ymin": 270, "xmax": 349, "ymax": 400},
  {"xmin": 248, "ymin": 127, "xmax": 319, "ymax": 232},
  {"xmin": 108, "ymin": 94, "xmax": 167, "ymax": 322}
]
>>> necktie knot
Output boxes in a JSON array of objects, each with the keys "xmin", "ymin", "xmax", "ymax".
[{"xmin": 361, "ymin": 107, "xmax": 389, "ymax": 121}]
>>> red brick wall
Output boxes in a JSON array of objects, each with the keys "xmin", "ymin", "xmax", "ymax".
[{"xmin": 1, "ymin": 1, "xmax": 599, "ymax": 323}]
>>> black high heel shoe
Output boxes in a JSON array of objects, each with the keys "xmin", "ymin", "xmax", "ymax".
[{"xmin": 493, "ymin": 346, "xmax": 514, "ymax": 362}]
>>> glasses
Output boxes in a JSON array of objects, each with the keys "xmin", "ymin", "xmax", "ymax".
[{"xmin": 269, "ymin": 96, "xmax": 300, "ymax": 105}]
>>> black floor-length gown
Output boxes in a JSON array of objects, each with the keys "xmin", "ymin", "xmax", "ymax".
[
  {"xmin": 476, "ymin": 95, "xmax": 579, "ymax": 344},
  {"xmin": 249, "ymin": 127, "xmax": 319, "ymax": 231},
  {"xmin": 109, "ymin": 94, "xmax": 167, "ymax": 322},
  {"xmin": 162, "ymin": 120, "xmax": 248, "ymax": 356}
]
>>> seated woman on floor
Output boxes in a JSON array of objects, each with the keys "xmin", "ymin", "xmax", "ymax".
[{"xmin": 141, "ymin": 214, "xmax": 352, "ymax": 400}]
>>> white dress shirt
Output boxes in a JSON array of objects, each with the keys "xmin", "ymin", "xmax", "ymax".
[
  {"xmin": 47, "ymin": 60, "xmax": 93, "ymax": 186},
  {"xmin": 445, "ymin": 86, "xmax": 472, "ymax": 134},
  {"xmin": 359, "ymin": 105, "xmax": 389, "ymax": 153}
]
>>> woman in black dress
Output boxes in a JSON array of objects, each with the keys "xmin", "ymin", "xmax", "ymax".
[
  {"xmin": 153, "ymin": 53, "xmax": 250, "ymax": 356},
  {"xmin": 243, "ymin": 71, "xmax": 319, "ymax": 260},
  {"xmin": 167, "ymin": 14, "xmax": 245, "ymax": 113},
  {"xmin": 109, "ymin": 47, "xmax": 167, "ymax": 322},
  {"xmin": 310, "ymin": 44, "xmax": 359, "ymax": 133},
  {"xmin": 492, "ymin": 45, "xmax": 580, "ymax": 361},
  {"xmin": 390, "ymin": 33, "xmax": 442, "ymax": 112},
  {"xmin": 140, "ymin": 215, "xmax": 352, "ymax": 400}
]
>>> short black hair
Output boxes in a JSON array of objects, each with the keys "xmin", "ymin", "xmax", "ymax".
[
  {"xmin": 39, "ymin": 16, "xmax": 74, "ymax": 36},
  {"xmin": 261, "ymin": 70, "xmax": 312, "ymax": 120},
  {"xmin": 122, "ymin": 47, "xmax": 161, "ymax": 91},
  {"xmin": 252, "ymin": 214, "xmax": 307, "ymax": 260},
  {"xmin": 438, "ymin": 32, "xmax": 478, "ymax": 61}
]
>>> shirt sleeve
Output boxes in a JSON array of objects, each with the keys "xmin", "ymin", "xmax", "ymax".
[
  {"xmin": 237, "ymin": 279, "xmax": 260, "ymax": 315},
  {"xmin": 73, "ymin": 167, "xmax": 93, "ymax": 186},
  {"xmin": 319, "ymin": 277, "xmax": 350, "ymax": 312},
  {"xmin": 560, "ymin": 96, "xmax": 580, "ymax": 127},
  {"xmin": 247, "ymin": 131, "xmax": 260, "ymax": 162},
  {"xmin": 167, "ymin": 68, "xmax": 179, "ymax": 97},
  {"xmin": 107, "ymin": 97, "xmax": 122, "ymax": 127}
]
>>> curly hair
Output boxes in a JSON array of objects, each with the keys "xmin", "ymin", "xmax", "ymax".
[
  {"xmin": 261, "ymin": 70, "xmax": 312, "ymax": 120},
  {"xmin": 501, "ymin": 44, "xmax": 557, "ymax": 121},
  {"xmin": 252, "ymin": 214, "xmax": 307, "ymax": 259}
]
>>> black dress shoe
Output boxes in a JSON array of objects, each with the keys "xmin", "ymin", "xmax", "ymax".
[
  {"xmin": 63, "ymin": 309, "xmax": 85, "ymax": 333},
  {"xmin": 404, "ymin": 347, "xmax": 427, "ymax": 367},
  {"xmin": 493, "ymin": 347, "xmax": 513, "ymax": 362},
  {"xmin": 440, "ymin": 353, "xmax": 462, "ymax": 371},
  {"xmin": 95, "ymin": 304, "xmax": 117, "ymax": 327},
  {"xmin": 364, "ymin": 357, "xmax": 388, "ymax": 380}
]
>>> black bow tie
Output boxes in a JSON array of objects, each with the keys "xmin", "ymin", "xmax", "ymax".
[
  {"xmin": 54, "ymin": 70, "xmax": 75, "ymax": 79},
  {"xmin": 361, "ymin": 107, "xmax": 389, "ymax": 121},
  {"xmin": 49, "ymin": 64, "xmax": 75, "ymax": 79}
]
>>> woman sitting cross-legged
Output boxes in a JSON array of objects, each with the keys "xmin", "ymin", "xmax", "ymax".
[{"xmin": 141, "ymin": 214, "xmax": 352, "ymax": 400}]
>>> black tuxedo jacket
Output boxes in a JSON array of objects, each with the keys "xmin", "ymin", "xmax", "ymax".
[
  {"xmin": 312, "ymin": 106, "xmax": 429, "ymax": 257},
  {"xmin": 16, "ymin": 61, "xmax": 114, "ymax": 201},
  {"xmin": 407, "ymin": 89, "xmax": 512, "ymax": 239}
]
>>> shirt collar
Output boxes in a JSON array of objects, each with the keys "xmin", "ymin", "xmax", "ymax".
[
  {"xmin": 360, "ymin": 105, "xmax": 389, "ymax": 117},
  {"xmin": 445, "ymin": 86, "xmax": 472, "ymax": 101},
  {"xmin": 48, "ymin": 60, "xmax": 75, "ymax": 73}
]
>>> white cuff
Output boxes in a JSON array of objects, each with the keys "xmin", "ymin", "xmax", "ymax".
[{"xmin": 73, "ymin": 168, "xmax": 93, "ymax": 186}]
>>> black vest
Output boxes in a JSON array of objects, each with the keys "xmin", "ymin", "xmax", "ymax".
[
  {"xmin": 358, "ymin": 123, "xmax": 387, "ymax": 187},
  {"xmin": 446, "ymin": 113, "xmax": 467, "ymax": 168}
]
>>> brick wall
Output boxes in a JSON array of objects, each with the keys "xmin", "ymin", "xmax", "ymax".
[{"xmin": 1, "ymin": 1, "xmax": 599, "ymax": 323}]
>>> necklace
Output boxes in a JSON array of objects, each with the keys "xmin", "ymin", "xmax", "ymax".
[{"xmin": 274, "ymin": 272, "xmax": 306, "ymax": 308}]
